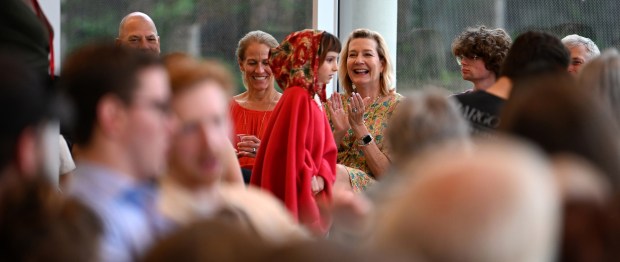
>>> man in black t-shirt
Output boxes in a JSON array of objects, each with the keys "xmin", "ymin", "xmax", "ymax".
[
  {"xmin": 453, "ymin": 31, "xmax": 570, "ymax": 135},
  {"xmin": 451, "ymin": 26, "xmax": 511, "ymax": 134}
]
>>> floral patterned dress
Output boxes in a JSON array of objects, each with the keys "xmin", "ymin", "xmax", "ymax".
[{"xmin": 326, "ymin": 93, "xmax": 402, "ymax": 192}]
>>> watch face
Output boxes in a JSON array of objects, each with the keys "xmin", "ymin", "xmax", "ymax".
[{"xmin": 362, "ymin": 135, "xmax": 372, "ymax": 144}]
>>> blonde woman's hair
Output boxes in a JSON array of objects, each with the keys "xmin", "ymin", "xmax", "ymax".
[{"xmin": 339, "ymin": 28, "xmax": 394, "ymax": 96}]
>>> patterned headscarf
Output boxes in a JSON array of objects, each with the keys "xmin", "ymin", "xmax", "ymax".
[{"xmin": 269, "ymin": 29, "xmax": 327, "ymax": 102}]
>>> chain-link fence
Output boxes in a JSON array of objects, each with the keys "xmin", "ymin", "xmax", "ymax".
[{"xmin": 397, "ymin": 0, "xmax": 620, "ymax": 93}]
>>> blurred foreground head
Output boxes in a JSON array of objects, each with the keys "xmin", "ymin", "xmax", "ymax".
[
  {"xmin": 143, "ymin": 219, "xmax": 268, "ymax": 262},
  {"xmin": 373, "ymin": 137, "xmax": 560, "ymax": 262},
  {"xmin": 0, "ymin": 179, "xmax": 102, "ymax": 261},
  {"xmin": 0, "ymin": 53, "xmax": 58, "ymax": 185},
  {"xmin": 163, "ymin": 53, "xmax": 235, "ymax": 188},
  {"xmin": 61, "ymin": 43, "xmax": 172, "ymax": 179},
  {"xmin": 145, "ymin": 219, "xmax": 377, "ymax": 262},
  {"xmin": 501, "ymin": 71, "xmax": 620, "ymax": 190},
  {"xmin": 387, "ymin": 87, "xmax": 470, "ymax": 170},
  {"xmin": 501, "ymin": 31, "xmax": 569, "ymax": 82},
  {"xmin": 578, "ymin": 48, "xmax": 620, "ymax": 127}
]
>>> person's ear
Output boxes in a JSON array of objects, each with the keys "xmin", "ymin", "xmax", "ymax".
[
  {"xmin": 97, "ymin": 94, "xmax": 128, "ymax": 139},
  {"xmin": 14, "ymin": 127, "xmax": 40, "ymax": 178},
  {"xmin": 238, "ymin": 59, "xmax": 245, "ymax": 72},
  {"xmin": 380, "ymin": 58, "xmax": 386, "ymax": 73}
]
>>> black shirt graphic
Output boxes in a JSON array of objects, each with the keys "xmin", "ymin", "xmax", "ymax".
[{"xmin": 453, "ymin": 90, "xmax": 505, "ymax": 135}]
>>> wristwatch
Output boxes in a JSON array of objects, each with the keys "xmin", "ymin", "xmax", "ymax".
[{"xmin": 359, "ymin": 134, "xmax": 373, "ymax": 146}]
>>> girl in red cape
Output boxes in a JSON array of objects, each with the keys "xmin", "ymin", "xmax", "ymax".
[{"xmin": 251, "ymin": 29, "xmax": 340, "ymax": 235}]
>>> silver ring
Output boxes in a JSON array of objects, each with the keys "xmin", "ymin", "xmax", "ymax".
[
  {"xmin": 252, "ymin": 147, "xmax": 256, "ymax": 153},
  {"xmin": 352, "ymin": 108, "xmax": 358, "ymax": 113}
]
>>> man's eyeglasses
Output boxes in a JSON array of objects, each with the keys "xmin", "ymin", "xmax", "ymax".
[
  {"xmin": 456, "ymin": 54, "xmax": 481, "ymax": 66},
  {"xmin": 132, "ymin": 98, "xmax": 172, "ymax": 116}
]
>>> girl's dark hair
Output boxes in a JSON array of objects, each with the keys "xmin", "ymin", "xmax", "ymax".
[{"xmin": 319, "ymin": 32, "xmax": 341, "ymax": 65}]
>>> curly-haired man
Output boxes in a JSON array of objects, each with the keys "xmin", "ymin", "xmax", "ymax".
[
  {"xmin": 453, "ymin": 30, "xmax": 569, "ymax": 135},
  {"xmin": 452, "ymin": 26, "xmax": 512, "ymax": 91}
]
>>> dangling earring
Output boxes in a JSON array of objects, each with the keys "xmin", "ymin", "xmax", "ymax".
[{"xmin": 352, "ymin": 84, "xmax": 357, "ymax": 91}]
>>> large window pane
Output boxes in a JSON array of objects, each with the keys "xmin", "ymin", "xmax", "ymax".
[
  {"xmin": 397, "ymin": 0, "xmax": 620, "ymax": 93},
  {"xmin": 61, "ymin": 0, "xmax": 312, "ymax": 93}
]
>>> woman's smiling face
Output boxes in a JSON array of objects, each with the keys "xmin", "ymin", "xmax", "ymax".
[
  {"xmin": 239, "ymin": 42, "xmax": 274, "ymax": 91},
  {"xmin": 346, "ymin": 38, "xmax": 384, "ymax": 89}
]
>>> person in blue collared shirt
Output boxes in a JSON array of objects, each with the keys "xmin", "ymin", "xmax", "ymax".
[{"xmin": 61, "ymin": 43, "xmax": 175, "ymax": 262}]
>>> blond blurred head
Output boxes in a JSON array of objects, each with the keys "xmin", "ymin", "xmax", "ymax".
[
  {"xmin": 164, "ymin": 52, "xmax": 235, "ymax": 96},
  {"xmin": 372, "ymin": 137, "xmax": 560, "ymax": 262},
  {"xmin": 386, "ymin": 87, "xmax": 470, "ymax": 170}
]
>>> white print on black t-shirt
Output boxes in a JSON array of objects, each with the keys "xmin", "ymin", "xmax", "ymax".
[{"xmin": 460, "ymin": 104, "xmax": 500, "ymax": 130}]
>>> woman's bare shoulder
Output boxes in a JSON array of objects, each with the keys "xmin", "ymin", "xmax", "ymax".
[{"xmin": 233, "ymin": 92, "xmax": 248, "ymax": 103}]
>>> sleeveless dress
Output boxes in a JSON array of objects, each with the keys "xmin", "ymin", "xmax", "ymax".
[{"xmin": 230, "ymin": 100, "xmax": 274, "ymax": 169}]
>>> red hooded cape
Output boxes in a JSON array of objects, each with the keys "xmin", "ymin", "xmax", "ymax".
[{"xmin": 251, "ymin": 30, "xmax": 337, "ymax": 235}]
